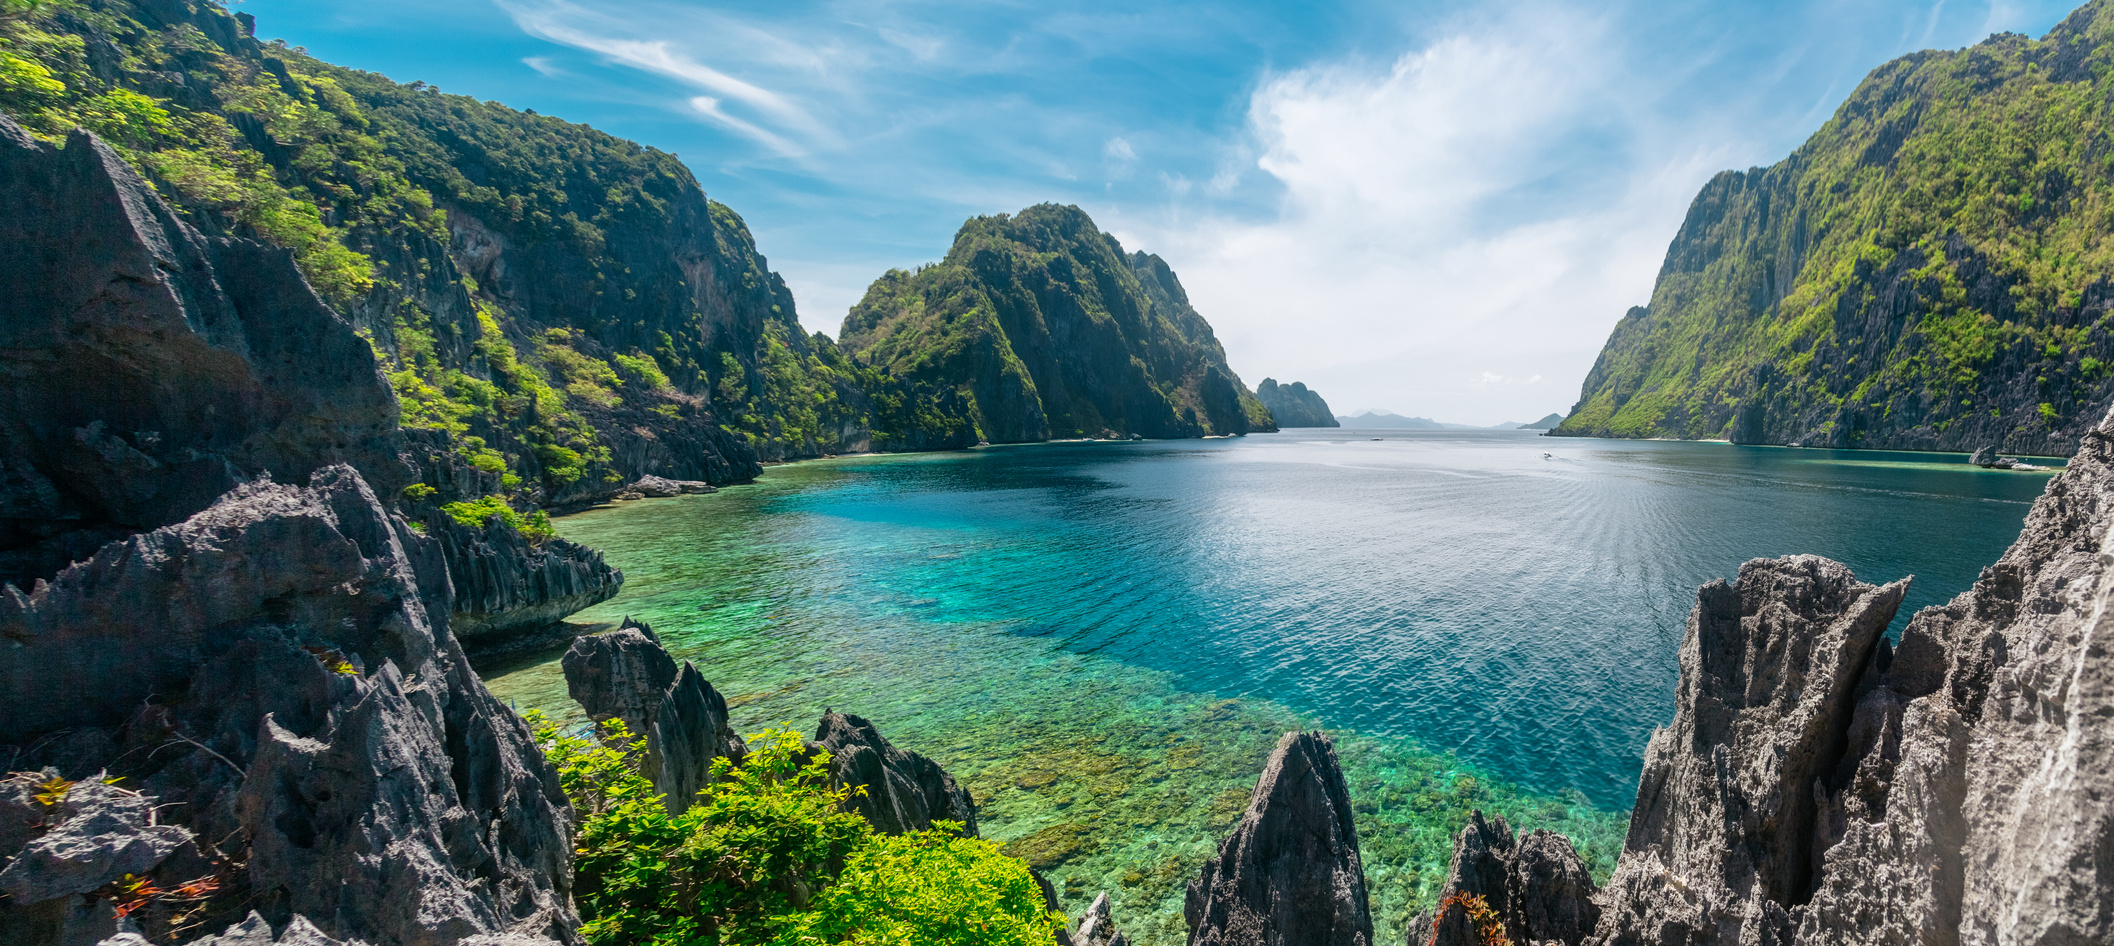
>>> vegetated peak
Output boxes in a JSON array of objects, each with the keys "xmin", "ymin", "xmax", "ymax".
[
  {"xmin": 1555, "ymin": 0, "xmax": 2114, "ymax": 455},
  {"xmin": 840, "ymin": 202, "xmax": 1277, "ymax": 443}
]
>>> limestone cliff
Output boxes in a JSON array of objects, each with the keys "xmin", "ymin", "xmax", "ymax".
[
  {"xmin": 1556, "ymin": 1, "xmax": 2114, "ymax": 453},
  {"xmin": 0, "ymin": 111, "xmax": 620, "ymax": 638},
  {"xmin": 842, "ymin": 204, "xmax": 1277, "ymax": 442},
  {"xmin": 1255, "ymin": 379, "xmax": 1340, "ymax": 428}
]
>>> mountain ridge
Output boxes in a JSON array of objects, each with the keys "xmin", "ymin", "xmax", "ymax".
[{"xmin": 1555, "ymin": 1, "xmax": 2114, "ymax": 454}]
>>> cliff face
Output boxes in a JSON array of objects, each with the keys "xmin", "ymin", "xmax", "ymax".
[
  {"xmin": 0, "ymin": 116, "xmax": 406, "ymax": 587},
  {"xmin": 1557, "ymin": 1, "xmax": 2114, "ymax": 454},
  {"xmin": 0, "ymin": 108, "xmax": 620, "ymax": 637},
  {"xmin": 842, "ymin": 204, "xmax": 1277, "ymax": 443},
  {"xmin": 1255, "ymin": 379, "xmax": 1339, "ymax": 428},
  {"xmin": 0, "ymin": 466, "xmax": 575, "ymax": 946}
]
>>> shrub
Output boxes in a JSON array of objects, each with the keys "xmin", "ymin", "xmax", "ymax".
[
  {"xmin": 526, "ymin": 717, "xmax": 1060, "ymax": 946},
  {"xmin": 438, "ymin": 496, "xmax": 556, "ymax": 543}
]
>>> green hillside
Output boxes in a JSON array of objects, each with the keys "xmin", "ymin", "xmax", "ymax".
[
  {"xmin": 842, "ymin": 204, "xmax": 1276, "ymax": 442},
  {"xmin": 1556, "ymin": 1, "xmax": 2114, "ymax": 454}
]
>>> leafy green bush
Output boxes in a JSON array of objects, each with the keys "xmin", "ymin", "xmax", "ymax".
[
  {"xmin": 438, "ymin": 495, "xmax": 555, "ymax": 542},
  {"xmin": 526, "ymin": 716, "xmax": 1060, "ymax": 946}
]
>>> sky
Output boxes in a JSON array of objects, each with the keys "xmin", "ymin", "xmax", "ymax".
[{"xmin": 240, "ymin": 0, "xmax": 2081, "ymax": 425}]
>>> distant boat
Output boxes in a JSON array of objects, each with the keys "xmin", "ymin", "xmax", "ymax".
[{"xmin": 1542, "ymin": 452, "xmax": 1553, "ymax": 459}]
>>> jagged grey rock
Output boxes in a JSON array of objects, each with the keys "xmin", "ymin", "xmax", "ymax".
[
  {"xmin": 627, "ymin": 476, "xmax": 714, "ymax": 498},
  {"xmin": 1583, "ymin": 402, "xmax": 2114, "ymax": 946},
  {"xmin": 0, "ymin": 774, "xmax": 192, "ymax": 904},
  {"xmin": 1077, "ymin": 891, "xmax": 1132, "ymax": 946},
  {"xmin": 1403, "ymin": 812, "xmax": 1598, "ymax": 946},
  {"xmin": 1185, "ymin": 730, "xmax": 1372, "ymax": 946},
  {"xmin": 184, "ymin": 913, "xmax": 367, "ymax": 946},
  {"xmin": 0, "ymin": 466, "xmax": 575, "ymax": 946},
  {"xmin": 1590, "ymin": 556, "xmax": 1907, "ymax": 946},
  {"xmin": 812, "ymin": 711, "xmax": 978, "ymax": 837},
  {"xmin": 561, "ymin": 619, "xmax": 745, "ymax": 815},
  {"xmin": 437, "ymin": 514, "xmax": 622, "ymax": 642}
]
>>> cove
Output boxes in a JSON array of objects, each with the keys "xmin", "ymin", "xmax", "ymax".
[{"xmin": 483, "ymin": 429, "xmax": 2050, "ymax": 945}]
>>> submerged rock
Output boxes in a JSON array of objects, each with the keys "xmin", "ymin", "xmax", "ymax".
[
  {"xmin": 1185, "ymin": 730, "xmax": 1372, "ymax": 946},
  {"xmin": 812, "ymin": 711, "xmax": 979, "ymax": 837},
  {"xmin": 0, "ymin": 466, "xmax": 574, "ymax": 946},
  {"xmin": 561, "ymin": 619, "xmax": 745, "ymax": 815}
]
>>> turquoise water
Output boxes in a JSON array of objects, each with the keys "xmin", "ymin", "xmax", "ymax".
[{"xmin": 482, "ymin": 430, "xmax": 2052, "ymax": 944}]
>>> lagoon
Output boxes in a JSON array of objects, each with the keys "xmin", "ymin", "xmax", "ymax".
[{"xmin": 484, "ymin": 429, "xmax": 2050, "ymax": 944}]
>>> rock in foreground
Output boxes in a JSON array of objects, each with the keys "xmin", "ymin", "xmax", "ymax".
[
  {"xmin": 0, "ymin": 466, "xmax": 574, "ymax": 946},
  {"xmin": 1406, "ymin": 812, "xmax": 1599, "ymax": 946},
  {"xmin": 561, "ymin": 619, "xmax": 745, "ymax": 815},
  {"xmin": 813, "ymin": 711, "xmax": 979, "ymax": 837},
  {"xmin": 1186, "ymin": 730, "xmax": 1372, "ymax": 946}
]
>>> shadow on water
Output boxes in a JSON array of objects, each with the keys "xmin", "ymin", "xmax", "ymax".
[{"xmin": 483, "ymin": 430, "xmax": 2049, "ymax": 945}]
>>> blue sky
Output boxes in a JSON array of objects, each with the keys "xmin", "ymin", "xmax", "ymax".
[{"xmin": 241, "ymin": 0, "xmax": 2080, "ymax": 424}]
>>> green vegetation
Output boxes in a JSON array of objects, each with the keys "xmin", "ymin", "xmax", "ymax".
[
  {"xmin": 842, "ymin": 204, "xmax": 1276, "ymax": 443},
  {"xmin": 439, "ymin": 495, "xmax": 555, "ymax": 542},
  {"xmin": 528, "ymin": 715, "xmax": 1060, "ymax": 946},
  {"xmin": 1556, "ymin": 4, "xmax": 2114, "ymax": 453}
]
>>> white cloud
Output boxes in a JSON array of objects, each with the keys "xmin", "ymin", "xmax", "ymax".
[
  {"xmin": 500, "ymin": 0, "xmax": 829, "ymax": 154},
  {"xmin": 1104, "ymin": 136, "xmax": 1137, "ymax": 163},
  {"xmin": 522, "ymin": 55, "xmax": 563, "ymax": 77},
  {"xmin": 1112, "ymin": 6, "xmax": 1745, "ymax": 426}
]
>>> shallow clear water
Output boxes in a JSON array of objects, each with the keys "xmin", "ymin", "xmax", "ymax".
[{"xmin": 483, "ymin": 429, "xmax": 2053, "ymax": 944}]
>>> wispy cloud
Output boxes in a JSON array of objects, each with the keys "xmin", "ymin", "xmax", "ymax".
[{"xmin": 499, "ymin": 0, "xmax": 830, "ymax": 155}]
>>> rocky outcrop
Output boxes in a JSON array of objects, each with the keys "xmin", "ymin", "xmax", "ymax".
[
  {"xmin": 1405, "ymin": 812, "xmax": 1600, "ymax": 946},
  {"xmin": 613, "ymin": 476, "xmax": 715, "ymax": 500},
  {"xmin": 1254, "ymin": 380, "xmax": 1340, "ymax": 428},
  {"xmin": 812, "ymin": 711, "xmax": 979, "ymax": 837},
  {"xmin": 561, "ymin": 620, "xmax": 745, "ymax": 815},
  {"xmin": 1966, "ymin": 445, "xmax": 2047, "ymax": 471},
  {"xmin": 436, "ymin": 516, "xmax": 623, "ymax": 643},
  {"xmin": 1077, "ymin": 892, "xmax": 1132, "ymax": 946},
  {"xmin": 1575, "ymin": 397, "xmax": 2114, "ymax": 945},
  {"xmin": 0, "ymin": 466, "xmax": 574, "ymax": 946},
  {"xmin": 1185, "ymin": 731, "xmax": 1372, "ymax": 946},
  {"xmin": 0, "ymin": 114, "xmax": 407, "ymax": 589},
  {"xmin": 1592, "ymin": 556, "xmax": 1906, "ymax": 945}
]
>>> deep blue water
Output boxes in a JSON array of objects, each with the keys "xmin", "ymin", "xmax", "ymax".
[{"xmin": 485, "ymin": 429, "xmax": 2051, "ymax": 943}]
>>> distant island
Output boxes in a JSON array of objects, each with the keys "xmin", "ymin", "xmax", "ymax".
[
  {"xmin": 1336, "ymin": 410, "xmax": 1562, "ymax": 430},
  {"xmin": 1255, "ymin": 378, "xmax": 1340, "ymax": 427}
]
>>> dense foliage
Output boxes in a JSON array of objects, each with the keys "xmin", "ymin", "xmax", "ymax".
[
  {"xmin": 1556, "ymin": 0, "xmax": 2114, "ymax": 454},
  {"xmin": 842, "ymin": 204, "xmax": 1277, "ymax": 443},
  {"xmin": 527, "ymin": 716, "xmax": 1061, "ymax": 946}
]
